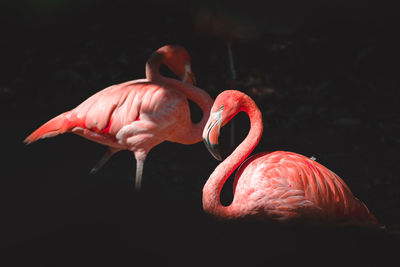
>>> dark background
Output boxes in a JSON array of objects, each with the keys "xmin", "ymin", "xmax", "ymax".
[{"xmin": 2, "ymin": 0, "xmax": 399, "ymax": 266}]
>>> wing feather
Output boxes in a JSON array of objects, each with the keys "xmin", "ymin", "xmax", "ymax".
[{"xmin": 232, "ymin": 151, "xmax": 372, "ymax": 221}]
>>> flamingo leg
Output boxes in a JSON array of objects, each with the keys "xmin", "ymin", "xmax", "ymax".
[
  {"xmin": 134, "ymin": 158, "xmax": 145, "ymax": 191},
  {"xmin": 90, "ymin": 147, "xmax": 120, "ymax": 174}
]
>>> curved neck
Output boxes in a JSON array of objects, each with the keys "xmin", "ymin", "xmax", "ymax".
[
  {"xmin": 145, "ymin": 51, "xmax": 163, "ymax": 81},
  {"xmin": 203, "ymin": 97, "xmax": 263, "ymax": 219},
  {"xmin": 145, "ymin": 51, "xmax": 213, "ymax": 144},
  {"xmin": 166, "ymin": 79, "xmax": 213, "ymax": 144}
]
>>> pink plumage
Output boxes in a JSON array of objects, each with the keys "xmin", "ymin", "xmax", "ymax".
[
  {"xmin": 202, "ymin": 90, "xmax": 379, "ymax": 226},
  {"xmin": 25, "ymin": 45, "xmax": 213, "ymax": 190}
]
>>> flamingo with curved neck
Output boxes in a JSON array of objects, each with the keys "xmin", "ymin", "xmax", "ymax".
[
  {"xmin": 25, "ymin": 45, "xmax": 213, "ymax": 190},
  {"xmin": 202, "ymin": 90, "xmax": 379, "ymax": 226}
]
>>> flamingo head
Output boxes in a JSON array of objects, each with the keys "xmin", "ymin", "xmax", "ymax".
[
  {"xmin": 203, "ymin": 90, "xmax": 243, "ymax": 161},
  {"xmin": 158, "ymin": 45, "xmax": 197, "ymax": 85}
]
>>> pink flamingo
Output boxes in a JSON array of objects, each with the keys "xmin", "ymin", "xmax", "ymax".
[
  {"xmin": 202, "ymin": 90, "xmax": 379, "ymax": 226},
  {"xmin": 25, "ymin": 45, "xmax": 213, "ymax": 190}
]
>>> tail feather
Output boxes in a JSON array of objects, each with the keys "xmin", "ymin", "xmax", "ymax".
[
  {"xmin": 24, "ymin": 112, "xmax": 75, "ymax": 144},
  {"xmin": 355, "ymin": 198, "xmax": 381, "ymax": 227}
]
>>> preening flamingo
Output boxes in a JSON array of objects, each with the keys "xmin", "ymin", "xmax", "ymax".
[
  {"xmin": 202, "ymin": 90, "xmax": 379, "ymax": 226},
  {"xmin": 25, "ymin": 45, "xmax": 213, "ymax": 190}
]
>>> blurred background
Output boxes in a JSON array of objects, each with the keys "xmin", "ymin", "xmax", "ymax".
[{"xmin": 2, "ymin": 0, "xmax": 399, "ymax": 266}]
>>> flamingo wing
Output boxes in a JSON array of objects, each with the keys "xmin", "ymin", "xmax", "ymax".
[
  {"xmin": 233, "ymin": 152, "xmax": 322, "ymax": 220},
  {"xmin": 233, "ymin": 151, "xmax": 374, "ymax": 222},
  {"xmin": 24, "ymin": 80, "xmax": 187, "ymax": 146}
]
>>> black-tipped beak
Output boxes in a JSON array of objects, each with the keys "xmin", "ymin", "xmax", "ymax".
[
  {"xmin": 182, "ymin": 63, "xmax": 197, "ymax": 85},
  {"xmin": 183, "ymin": 70, "xmax": 196, "ymax": 85},
  {"xmin": 203, "ymin": 117, "xmax": 223, "ymax": 161},
  {"xmin": 203, "ymin": 137, "xmax": 222, "ymax": 161},
  {"xmin": 188, "ymin": 71, "xmax": 197, "ymax": 85}
]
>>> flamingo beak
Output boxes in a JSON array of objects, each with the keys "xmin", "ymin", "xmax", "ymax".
[
  {"xmin": 188, "ymin": 71, "xmax": 197, "ymax": 85},
  {"xmin": 182, "ymin": 63, "xmax": 197, "ymax": 85},
  {"xmin": 203, "ymin": 108, "xmax": 223, "ymax": 161}
]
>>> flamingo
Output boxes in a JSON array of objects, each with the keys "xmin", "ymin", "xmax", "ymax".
[
  {"xmin": 25, "ymin": 45, "xmax": 213, "ymax": 190},
  {"xmin": 202, "ymin": 90, "xmax": 379, "ymax": 226}
]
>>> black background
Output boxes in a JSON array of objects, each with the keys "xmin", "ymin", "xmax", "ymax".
[{"xmin": 2, "ymin": 0, "xmax": 399, "ymax": 266}]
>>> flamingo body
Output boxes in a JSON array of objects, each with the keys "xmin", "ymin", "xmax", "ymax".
[
  {"xmin": 202, "ymin": 90, "xmax": 379, "ymax": 226},
  {"xmin": 28, "ymin": 81, "xmax": 192, "ymax": 151},
  {"xmin": 232, "ymin": 151, "xmax": 375, "ymax": 223},
  {"xmin": 25, "ymin": 45, "xmax": 213, "ymax": 190}
]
